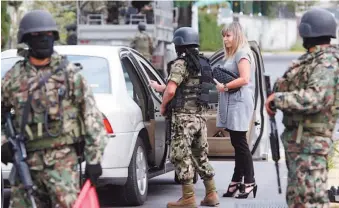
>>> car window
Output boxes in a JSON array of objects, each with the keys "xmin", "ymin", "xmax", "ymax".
[
  {"xmin": 121, "ymin": 61, "xmax": 134, "ymax": 98},
  {"xmin": 141, "ymin": 62, "xmax": 159, "ymax": 84},
  {"xmin": 68, "ymin": 56, "xmax": 111, "ymax": 94},
  {"xmin": 133, "ymin": 54, "xmax": 164, "ymax": 99},
  {"xmin": 1, "ymin": 55, "xmax": 111, "ymax": 94},
  {"xmin": 140, "ymin": 61, "xmax": 163, "ymax": 98}
]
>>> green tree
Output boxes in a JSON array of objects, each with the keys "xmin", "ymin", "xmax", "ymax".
[
  {"xmin": 199, "ymin": 12, "xmax": 223, "ymax": 51},
  {"xmin": 232, "ymin": 1, "xmax": 241, "ymax": 13},
  {"xmin": 1, "ymin": 1, "xmax": 11, "ymax": 50},
  {"xmin": 261, "ymin": 1, "xmax": 278, "ymax": 17},
  {"xmin": 175, "ymin": 1, "xmax": 193, "ymax": 27},
  {"xmin": 7, "ymin": 1, "xmax": 23, "ymax": 48},
  {"xmin": 29, "ymin": 1, "xmax": 77, "ymax": 44},
  {"xmin": 252, "ymin": 1, "xmax": 261, "ymax": 15}
]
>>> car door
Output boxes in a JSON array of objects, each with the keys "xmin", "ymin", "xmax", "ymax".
[
  {"xmin": 129, "ymin": 51, "xmax": 168, "ymax": 168},
  {"xmin": 207, "ymin": 41, "xmax": 269, "ymax": 160}
]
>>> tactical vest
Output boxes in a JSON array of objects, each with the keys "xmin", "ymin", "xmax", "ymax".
[
  {"xmin": 168, "ymin": 57, "xmax": 213, "ymax": 112},
  {"xmin": 13, "ymin": 58, "xmax": 85, "ymax": 152}
]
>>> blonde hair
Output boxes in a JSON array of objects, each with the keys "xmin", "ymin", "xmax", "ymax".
[{"xmin": 221, "ymin": 22, "xmax": 249, "ymax": 60}]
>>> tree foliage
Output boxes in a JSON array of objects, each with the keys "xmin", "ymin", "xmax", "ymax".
[
  {"xmin": 199, "ymin": 12, "xmax": 223, "ymax": 51},
  {"xmin": 1, "ymin": 1, "xmax": 11, "ymax": 50},
  {"xmin": 29, "ymin": 1, "xmax": 77, "ymax": 44},
  {"xmin": 176, "ymin": 1, "xmax": 193, "ymax": 27}
]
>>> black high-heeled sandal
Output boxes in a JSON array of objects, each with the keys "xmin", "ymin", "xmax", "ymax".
[
  {"xmin": 222, "ymin": 183, "xmax": 242, "ymax": 197},
  {"xmin": 235, "ymin": 183, "xmax": 257, "ymax": 199}
]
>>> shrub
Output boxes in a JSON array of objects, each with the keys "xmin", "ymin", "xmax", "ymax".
[{"xmin": 199, "ymin": 12, "xmax": 223, "ymax": 51}]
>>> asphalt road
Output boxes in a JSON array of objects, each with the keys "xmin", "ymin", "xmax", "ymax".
[
  {"xmin": 100, "ymin": 161, "xmax": 289, "ymax": 208},
  {"xmin": 97, "ymin": 54, "xmax": 301, "ymax": 208}
]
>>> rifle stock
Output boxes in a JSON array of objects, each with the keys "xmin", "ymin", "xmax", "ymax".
[
  {"xmin": 5, "ymin": 113, "xmax": 37, "ymax": 207},
  {"xmin": 264, "ymin": 75, "xmax": 282, "ymax": 194}
]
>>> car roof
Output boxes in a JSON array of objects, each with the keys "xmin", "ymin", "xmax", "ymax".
[{"xmin": 1, "ymin": 45, "xmax": 128, "ymax": 59}]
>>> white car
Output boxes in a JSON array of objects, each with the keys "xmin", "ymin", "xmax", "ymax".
[{"xmin": 1, "ymin": 42, "xmax": 270, "ymax": 206}]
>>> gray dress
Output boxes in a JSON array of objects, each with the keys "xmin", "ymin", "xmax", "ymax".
[{"xmin": 216, "ymin": 47, "xmax": 255, "ymax": 132}]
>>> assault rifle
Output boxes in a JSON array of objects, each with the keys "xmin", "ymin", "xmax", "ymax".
[
  {"xmin": 264, "ymin": 75, "xmax": 282, "ymax": 194},
  {"xmin": 5, "ymin": 112, "xmax": 37, "ymax": 207}
]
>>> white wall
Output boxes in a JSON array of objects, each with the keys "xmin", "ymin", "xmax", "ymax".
[{"xmin": 236, "ymin": 15, "xmax": 298, "ymax": 51}]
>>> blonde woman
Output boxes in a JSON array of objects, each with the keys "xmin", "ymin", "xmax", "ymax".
[{"xmin": 215, "ymin": 22, "xmax": 257, "ymax": 199}]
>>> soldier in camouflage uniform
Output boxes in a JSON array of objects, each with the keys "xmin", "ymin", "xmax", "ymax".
[
  {"xmin": 160, "ymin": 27, "xmax": 219, "ymax": 208},
  {"xmin": 130, "ymin": 22, "xmax": 153, "ymax": 61},
  {"xmin": 1, "ymin": 10, "xmax": 108, "ymax": 208},
  {"xmin": 265, "ymin": 8, "xmax": 339, "ymax": 208}
]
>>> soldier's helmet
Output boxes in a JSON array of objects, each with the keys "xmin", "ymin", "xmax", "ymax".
[
  {"xmin": 299, "ymin": 8, "xmax": 337, "ymax": 38},
  {"xmin": 17, "ymin": 10, "xmax": 59, "ymax": 43},
  {"xmin": 138, "ymin": 22, "xmax": 146, "ymax": 31},
  {"xmin": 172, "ymin": 27, "xmax": 199, "ymax": 47}
]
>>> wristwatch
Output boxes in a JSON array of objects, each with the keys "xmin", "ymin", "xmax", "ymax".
[{"xmin": 224, "ymin": 84, "xmax": 229, "ymax": 92}]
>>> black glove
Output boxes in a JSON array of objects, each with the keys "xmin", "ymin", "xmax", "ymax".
[
  {"xmin": 85, "ymin": 163, "xmax": 102, "ymax": 186},
  {"xmin": 1, "ymin": 142, "xmax": 13, "ymax": 165}
]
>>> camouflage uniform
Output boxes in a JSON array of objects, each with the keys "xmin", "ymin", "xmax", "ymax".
[
  {"xmin": 1, "ymin": 50, "xmax": 108, "ymax": 207},
  {"xmin": 130, "ymin": 31, "xmax": 153, "ymax": 61},
  {"xmin": 273, "ymin": 45, "xmax": 339, "ymax": 208},
  {"xmin": 168, "ymin": 59, "xmax": 215, "ymax": 182}
]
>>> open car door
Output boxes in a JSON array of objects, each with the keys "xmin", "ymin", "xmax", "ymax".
[{"xmin": 206, "ymin": 41, "xmax": 270, "ymax": 160}]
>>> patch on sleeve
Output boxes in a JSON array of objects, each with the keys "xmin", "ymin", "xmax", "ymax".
[{"xmin": 168, "ymin": 59, "xmax": 187, "ymax": 85}]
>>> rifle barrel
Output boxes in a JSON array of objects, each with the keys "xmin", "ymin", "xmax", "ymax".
[{"xmin": 275, "ymin": 162, "xmax": 282, "ymax": 194}]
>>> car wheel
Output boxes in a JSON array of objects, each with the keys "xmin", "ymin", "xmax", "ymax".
[
  {"xmin": 174, "ymin": 171, "xmax": 198, "ymax": 184},
  {"xmin": 121, "ymin": 138, "xmax": 148, "ymax": 206}
]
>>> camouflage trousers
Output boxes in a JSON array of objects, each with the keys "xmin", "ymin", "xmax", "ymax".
[
  {"xmin": 9, "ymin": 145, "xmax": 80, "ymax": 208},
  {"xmin": 285, "ymin": 152, "xmax": 330, "ymax": 208},
  {"xmin": 170, "ymin": 113, "xmax": 215, "ymax": 183}
]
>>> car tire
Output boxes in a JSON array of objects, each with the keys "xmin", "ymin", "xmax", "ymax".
[
  {"xmin": 121, "ymin": 137, "xmax": 148, "ymax": 206},
  {"xmin": 174, "ymin": 171, "xmax": 198, "ymax": 184}
]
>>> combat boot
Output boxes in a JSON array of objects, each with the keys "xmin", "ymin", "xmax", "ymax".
[
  {"xmin": 167, "ymin": 184, "xmax": 197, "ymax": 208},
  {"xmin": 200, "ymin": 178, "xmax": 220, "ymax": 207}
]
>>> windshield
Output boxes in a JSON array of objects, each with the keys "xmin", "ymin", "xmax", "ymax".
[{"xmin": 1, "ymin": 55, "xmax": 111, "ymax": 94}]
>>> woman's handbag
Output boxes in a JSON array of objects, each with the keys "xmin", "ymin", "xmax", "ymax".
[{"xmin": 212, "ymin": 65, "xmax": 240, "ymax": 93}]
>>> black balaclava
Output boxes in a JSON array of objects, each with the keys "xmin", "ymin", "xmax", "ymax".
[
  {"xmin": 303, "ymin": 36, "xmax": 331, "ymax": 51},
  {"xmin": 26, "ymin": 33, "xmax": 54, "ymax": 59}
]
